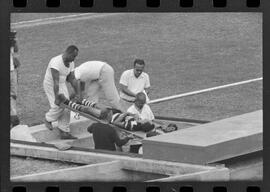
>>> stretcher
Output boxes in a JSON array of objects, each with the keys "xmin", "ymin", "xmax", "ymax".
[{"xmin": 60, "ymin": 103, "xmax": 146, "ymax": 140}]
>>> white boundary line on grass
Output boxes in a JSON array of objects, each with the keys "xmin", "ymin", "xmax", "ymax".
[
  {"xmin": 12, "ymin": 13, "xmax": 96, "ymax": 25},
  {"xmin": 149, "ymin": 77, "xmax": 262, "ymax": 104},
  {"xmin": 11, "ymin": 13, "xmax": 124, "ymax": 29}
]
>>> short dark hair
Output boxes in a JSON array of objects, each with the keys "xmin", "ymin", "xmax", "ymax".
[
  {"xmin": 65, "ymin": 45, "xmax": 79, "ymax": 54},
  {"xmin": 135, "ymin": 92, "xmax": 146, "ymax": 102},
  {"xmin": 134, "ymin": 59, "xmax": 145, "ymax": 66}
]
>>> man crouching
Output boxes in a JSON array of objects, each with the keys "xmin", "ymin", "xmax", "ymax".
[{"xmin": 87, "ymin": 109, "xmax": 133, "ymax": 151}]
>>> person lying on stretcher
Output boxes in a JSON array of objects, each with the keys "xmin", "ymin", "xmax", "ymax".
[
  {"xmin": 57, "ymin": 94, "xmax": 155, "ymax": 132},
  {"xmin": 58, "ymin": 94, "xmax": 178, "ymax": 133},
  {"xmin": 57, "ymin": 94, "xmax": 178, "ymax": 133}
]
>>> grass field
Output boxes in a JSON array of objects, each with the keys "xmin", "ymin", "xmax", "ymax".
[{"xmin": 11, "ymin": 13, "xmax": 262, "ymax": 125}]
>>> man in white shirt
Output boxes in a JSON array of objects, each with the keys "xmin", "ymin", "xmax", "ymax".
[
  {"xmin": 127, "ymin": 92, "xmax": 154, "ymax": 122},
  {"xmin": 119, "ymin": 59, "xmax": 150, "ymax": 110},
  {"xmin": 72, "ymin": 61, "xmax": 124, "ymax": 112},
  {"xmin": 128, "ymin": 92, "xmax": 178, "ymax": 134},
  {"xmin": 43, "ymin": 45, "xmax": 79, "ymax": 139},
  {"xmin": 10, "ymin": 31, "xmax": 20, "ymax": 128}
]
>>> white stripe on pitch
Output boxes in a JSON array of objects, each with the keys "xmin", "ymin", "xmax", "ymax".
[
  {"xmin": 12, "ymin": 13, "xmax": 96, "ymax": 25},
  {"xmin": 149, "ymin": 77, "xmax": 262, "ymax": 104},
  {"xmin": 11, "ymin": 13, "xmax": 124, "ymax": 29}
]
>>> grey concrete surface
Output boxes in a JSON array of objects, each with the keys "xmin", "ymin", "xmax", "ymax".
[{"xmin": 143, "ymin": 110, "xmax": 262, "ymax": 164}]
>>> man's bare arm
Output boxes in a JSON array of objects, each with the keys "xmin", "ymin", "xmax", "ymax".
[
  {"xmin": 67, "ymin": 72, "xmax": 81, "ymax": 99},
  {"xmin": 119, "ymin": 84, "xmax": 136, "ymax": 97},
  {"xmin": 51, "ymin": 68, "xmax": 60, "ymax": 105},
  {"xmin": 144, "ymin": 87, "xmax": 150, "ymax": 95}
]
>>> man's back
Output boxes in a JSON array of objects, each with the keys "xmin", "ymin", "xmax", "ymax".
[
  {"xmin": 89, "ymin": 122, "xmax": 117, "ymax": 151},
  {"xmin": 74, "ymin": 61, "xmax": 106, "ymax": 82}
]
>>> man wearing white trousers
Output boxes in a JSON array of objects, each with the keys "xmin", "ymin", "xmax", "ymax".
[
  {"xmin": 43, "ymin": 45, "xmax": 79, "ymax": 139},
  {"xmin": 72, "ymin": 61, "xmax": 124, "ymax": 112}
]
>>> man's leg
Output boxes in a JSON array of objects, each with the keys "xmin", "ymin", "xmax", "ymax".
[
  {"xmin": 85, "ymin": 80, "xmax": 100, "ymax": 103},
  {"xmin": 45, "ymin": 103, "xmax": 77, "ymax": 139},
  {"xmin": 43, "ymin": 82, "xmax": 76, "ymax": 139},
  {"xmin": 10, "ymin": 70, "xmax": 19, "ymax": 128},
  {"xmin": 45, "ymin": 106, "xmax": 64, "ymax": 128},
  {"xmin": 57, "ymin": 85, "xmax": 77, "ymax": 139},
  {"xmin": 57, "ymin": 109, "xmax": 71, "ymax": 133},
  {"xmin": 44, "ymin": 82, "xmax": 61, "ymax": 130},
  {"xmin": 99, "ymin": 64, "xmax": 125, "ymax": 111}
]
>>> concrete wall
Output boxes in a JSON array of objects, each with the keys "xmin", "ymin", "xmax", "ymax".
[
  {"xmin": 11, "ymin": 143, "xmax": 230, "ymax": 182},
  {"xmin": 143, "ymin": 110, "xmax": 262, "ymax": 164}
]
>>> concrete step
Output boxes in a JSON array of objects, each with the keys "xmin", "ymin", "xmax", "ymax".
[
  {"xmin": 24, "ymin": 108, "xmax": 199, "ymax": 143},
  {"xmin": 47, "ymin": 132, "xmax": 94, "ymax": 149},
  {"xmin": 28, "ymin": 116, "xmax": 95, "ymax": 142},
  {"xmin": 143, "ymin": 110, "xmax": 262, "ymax": 164}
]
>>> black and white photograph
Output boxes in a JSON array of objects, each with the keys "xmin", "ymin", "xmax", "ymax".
[{"xmin": 10, "ymin": 12, "xmax": 262, "ymax": 182}]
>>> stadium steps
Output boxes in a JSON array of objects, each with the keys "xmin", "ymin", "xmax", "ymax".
[{"xmin": 46, "ymin": 132, "xmax": 94, "ymax": 149}]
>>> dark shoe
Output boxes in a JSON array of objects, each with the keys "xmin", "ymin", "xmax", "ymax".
[
  {"xmin": 44, "ymin": 119, "xmax": 53, "ymax": 130},
  {"xmin": 163, "ymin": 123, "xmax": 178, "ymax": 133},
  {"xmin": 60, "ymin": 131, "xmax": 78, "ymax": 140}
]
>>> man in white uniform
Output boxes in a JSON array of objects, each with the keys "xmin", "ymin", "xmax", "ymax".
[
  {"xmin": 43, "ymin": 45, "xmax": 79, "ymax": 139},
  {"xmin": 128, "ymin": 92, "xmax": 178, "ymax": 134},
  {"xmin": 119, "ymin": 59, "xmax": 150, "ymax": 110},
  {"xmin": 72, "ymin": 61, "xmax": 124, "ymax": 111},
  {"xmin": 127, "ymin": 92, "xmax": 154, "ymax": 122}
]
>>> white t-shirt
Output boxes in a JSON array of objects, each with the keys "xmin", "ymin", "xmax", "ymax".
[
  {"xmin": 74, "ymin": 61, "xmax": 106, "ymax": 82},
  {"xmin": 119, "ymin": 69, "xmax": 150, "ymax": 102},
  {"xmin": 44, "ymin": 54, "xmax": 74, "ymax": 86},
  {"xmin": 127, "ymin": 104, "xmax": 154, "ymax": 121}
]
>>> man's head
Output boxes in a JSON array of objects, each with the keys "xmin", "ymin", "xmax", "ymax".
[
  {"xmin": 134, "ymin": 92, "xmax": 146, "ymax": 110},
  {"xmin": 133, "ymin": 59, "xmax": 145, "ymax": 78},
  {"xmin": 63, "ymin": 45, "xmax": 79, "ymax": 63}
]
